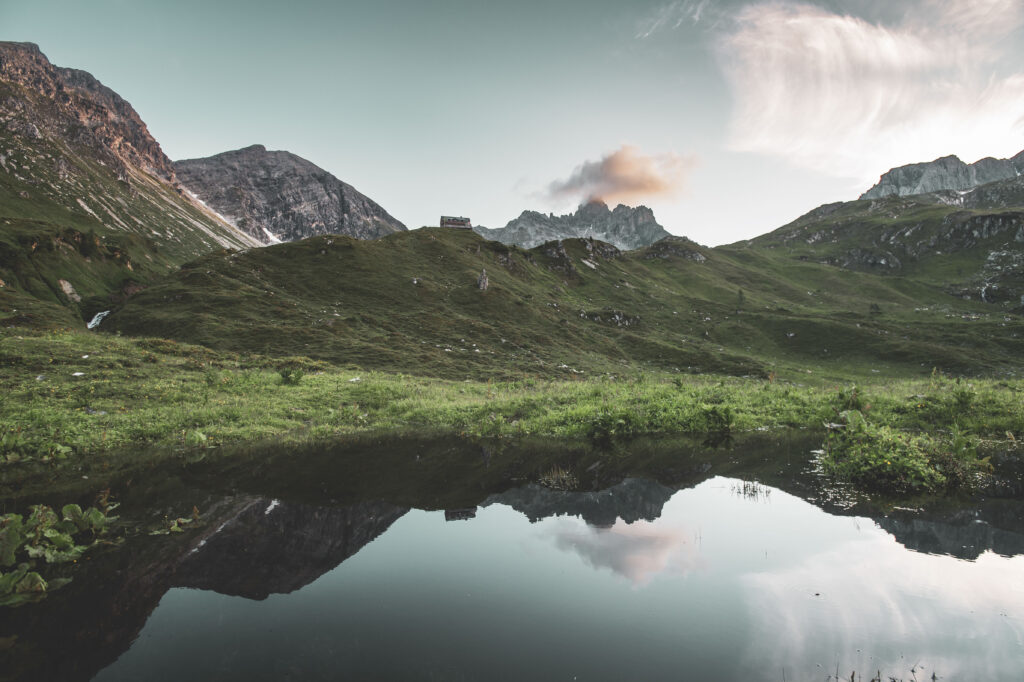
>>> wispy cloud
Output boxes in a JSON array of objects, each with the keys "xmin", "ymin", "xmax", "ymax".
[
  {"xmin": 636, "ymin": 0, "xmax": 721, "ymax": 39},
  {"xmin": 719, "ymin": 0, "xmax": 1024, "ymax": 183},
  {"xmin": 545, "ymin": 145, "xmax": 697, "ymax": 206}
]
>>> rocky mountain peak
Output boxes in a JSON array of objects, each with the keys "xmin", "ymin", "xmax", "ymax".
[
  {"xmin": 577, "ymin": 199, "xmax": 611, "ymax": 219},
  {"xmin": 0, "ymin": 41, "xmax": 176, "ymax": 181},
  {"xmin": 174, "ymin": 145, "xmax": 407, "ymax": 244}
]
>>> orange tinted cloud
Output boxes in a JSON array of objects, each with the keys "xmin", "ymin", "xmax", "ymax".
[{"xmin": 546, "ymin": 145, "xmax": 696, "ymax": 205}]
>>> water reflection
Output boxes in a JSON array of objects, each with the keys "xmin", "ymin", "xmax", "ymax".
[
  {"xmin": 4, "ymin": 439, "xmax": 1024, "ymax": 682},
  {"xmin": 83, "ymin": 476, "xmax": 1021, "ymax": 682},
  {"xmin": 483, "ymin": 477, "xmax": 676, "ymax": 526},
  {"xmin": 543, "ymin": 518, "xmax": 699, "ymax": 586},
  {"xmin": 741, "ymin": 527, "xmax": 1024, "ymax": 679},
  {"xmin": 173, "ymin": 498, "xmax": 407, "ymax": 599}
]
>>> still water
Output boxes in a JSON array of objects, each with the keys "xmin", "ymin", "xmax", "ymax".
[{"xmin": 80, "ymin": 476, "xmax": 1023, "ymax": 682}]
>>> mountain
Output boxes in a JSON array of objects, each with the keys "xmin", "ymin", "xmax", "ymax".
[
  {"xmin": 861, "ymin": 150, "xmax": 1024, "ymax": 199},
  {"xmin": 0, "ymin": 42, "xmax": 258, "ymax": 327},
  {"xmin": 475, "ymin": 200, "xmax": 672, "ymax": 250},
  {"xmin": 174, "ymin": 145, "xmax": 406, "ymax": 244}
]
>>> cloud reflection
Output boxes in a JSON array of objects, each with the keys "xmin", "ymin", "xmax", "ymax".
[
  {"xmin": 741, "ymin": 536, "xmax": 1024, "ymax": 678},
  {"xmin": 544, "ymin": 517, "xmax": 700, "ymax": 586}
]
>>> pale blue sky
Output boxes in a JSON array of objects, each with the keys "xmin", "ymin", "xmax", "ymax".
[{"xmin": 4, "ymin": 0, "xmax": 1023, "ymax": 244}]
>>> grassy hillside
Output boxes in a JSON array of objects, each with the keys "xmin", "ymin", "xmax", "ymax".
[
  {"xmin": 734, "ymin": 190, "xmax": 1024, "ymax": 305},
  {"xmin": 99, "ymin": 227, "xmax": 1024, "ymax": 380},
  {"xmin": 0, "ymin": 79, "xmax": 257, "ymax": 329}
]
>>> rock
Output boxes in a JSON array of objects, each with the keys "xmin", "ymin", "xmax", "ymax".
[
  {"xmin": 477, "ymin": 268, "xmax": 488, "ymax": 290},
  {"xmin": 474, "ymin": 200, "xmax": 672, "ymax": 250},
  {"xmin": 57, "ymin": 278, "xmax": 81, "ymax": 302},
  {"xmin": 174, "ymin": 145, "xmax": 406, "ymax": 244}
]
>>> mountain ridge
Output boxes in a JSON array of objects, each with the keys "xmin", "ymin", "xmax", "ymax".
[
  {"xmin": 475, "ymin": 200, "xmax": 672, "ymax": 251},
  {"xmin": 861, "ymin": 150, "xmax": 1024, "ymax": 200}
]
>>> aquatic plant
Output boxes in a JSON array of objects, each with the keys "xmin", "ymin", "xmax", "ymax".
[{"xmin": 0, "ymin": 499, "xmax": 118, "ymax": 607}]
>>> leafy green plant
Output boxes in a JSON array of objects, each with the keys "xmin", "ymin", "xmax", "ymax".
[
  {"xmin": 0, "ymin": 500, "xmax": 118, "ymax": 607},
  {"xmin": 587, "ymin": 408, "xmax": 642, "ymax": 443},
  {"xmin": 702, "ymin": 405, "xmax": 734, "ymax": 434},
  {"xmin": 820, "ymin": 410, "xmax": 985, "ymax": 493},
  {"xmin": 821, "ymin": 411, "xmax": 942, "ymax": 493},
  {"xmin": 1, "ymin": 428, "xmax": 73, "ymax": 464},
  {"xmin": 148, "ymin": 506, "xmax": 200, "ymax": 535},
  {"xmin": 832, "ymin": 385, "xmax": 864, "ymax": 413}
]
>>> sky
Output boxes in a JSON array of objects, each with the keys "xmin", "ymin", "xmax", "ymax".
[{"xmin": 4, "ymin": 0, "xmax": 1024, "ymax": 245}]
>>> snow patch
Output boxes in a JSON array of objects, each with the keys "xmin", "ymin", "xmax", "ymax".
[
  {"xmin": 264, "ymin": 499, "xmax": 281, "ymax": 515},
  {"xmin": 262, "ymin": 227, "xmax": 283, "ymax": 244}
]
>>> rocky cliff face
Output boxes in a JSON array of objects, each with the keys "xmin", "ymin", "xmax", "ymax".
[
  {"xmin": 861, "ymin": 150, "xmax": 1024, "ymax": 199},
  {"xmin": 0, "ymin": 41, "xmax": 176, "ymax": 182},
  {"xmin": 475, "ymin": 201, "xmax": 671, "ymax": 250},
  {"xmin": 174, "ymin": 145, "xmax": 407, "ymax": 244}
]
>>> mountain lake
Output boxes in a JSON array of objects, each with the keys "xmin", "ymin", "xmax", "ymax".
[{"xmin": 3, "ymin": 434, "xmax": 1022, "ymax": 681}]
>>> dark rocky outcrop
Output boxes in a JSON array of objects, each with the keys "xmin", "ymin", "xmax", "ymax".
[
  {"xmin": 475, "ymin": 200, "xmax": 672, "ymax": 251},
  {"xmin": 174, "ymin": 145, "xmax": 407, "ymax": 244},
  {"xmin": 862, "ymin": 150, "xmax": 1024, "ymax": 199}
]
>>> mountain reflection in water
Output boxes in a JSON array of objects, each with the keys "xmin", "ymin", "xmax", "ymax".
[
  {"xmin": 89, "ymin": 479, "xmax": 1024, "ymax": 681},
  {"xmin": 4, "ymin": 440, "xmax": 1023, "ymax": 682}
]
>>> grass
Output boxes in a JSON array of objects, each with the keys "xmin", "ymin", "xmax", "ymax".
[{"xmin": 2, "ymin": 327, "xmax": 1020, "ymax": 496}]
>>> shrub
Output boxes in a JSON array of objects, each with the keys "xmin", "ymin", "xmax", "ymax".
[
  {"xmin": 820, "ymin": 411, "xmax": 983, "ymax": 493},
  {"xmin": 278, "ymin": 368, "xmax": 304, "ymax": 386},
  {"xmin": 586, "ymin": 408, "xmax": 643, "ymax": 443}
]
